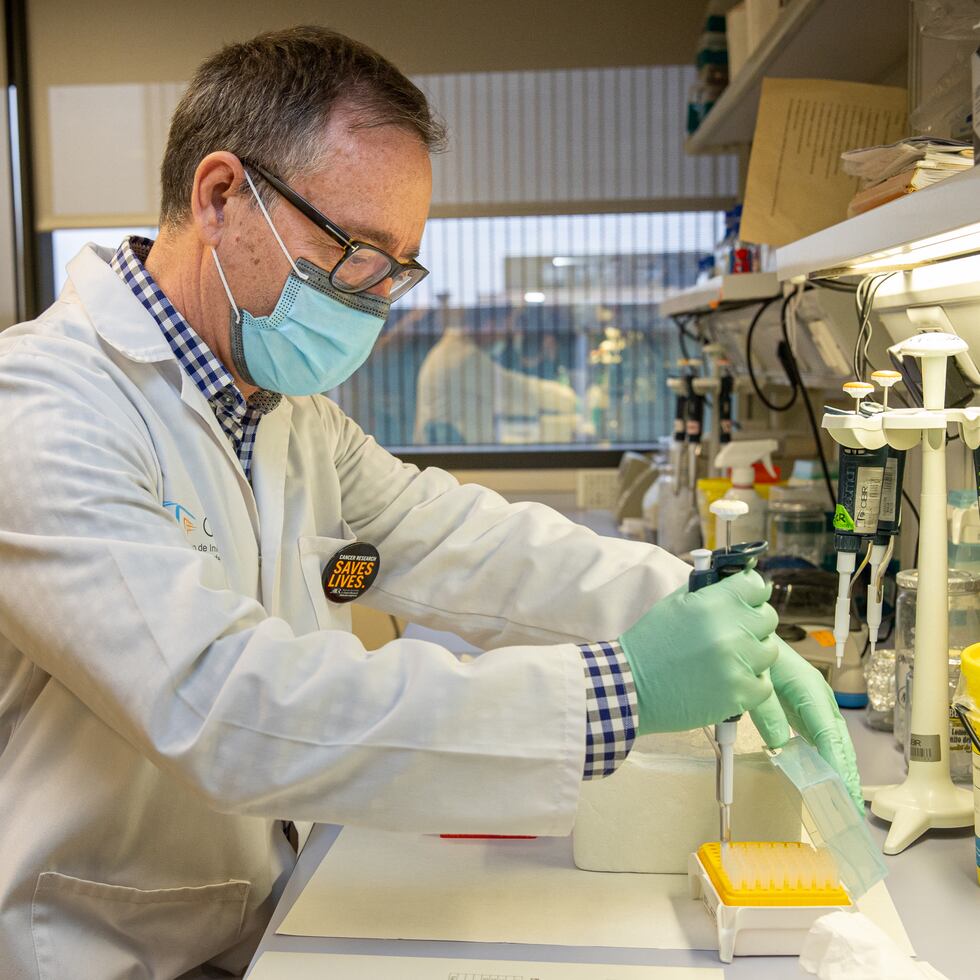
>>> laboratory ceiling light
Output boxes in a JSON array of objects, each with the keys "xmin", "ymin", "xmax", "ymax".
[{"xmin": 524, "ymin": 291, "xmax": 546, "ymax": 303}]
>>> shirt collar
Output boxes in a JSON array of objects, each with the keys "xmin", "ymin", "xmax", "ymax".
[{"xmin": 109, "ymin": 236, "xmax": 280, "ymax": 418}]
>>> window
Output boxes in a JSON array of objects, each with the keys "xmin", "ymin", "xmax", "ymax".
[
  {"xmin": 47, "ymin": 65, "xmax": 735, "ymax": 462},
  {"xmin": 334, "ymin": 211, "xmax": 722, "ymax": 453}
]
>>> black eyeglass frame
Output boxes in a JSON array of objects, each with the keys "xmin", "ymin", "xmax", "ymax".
[{"xmin": 241, "ymin": 158, "xmax": 429, "ymax": 299}]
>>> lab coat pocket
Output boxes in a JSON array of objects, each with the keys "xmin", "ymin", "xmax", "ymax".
[
  {"xmin": 31, "ymin": 872, "xmax": 250, "ymax": 980},
  {"xmin": 298, "ymin": 530, "xmax": 356, "ymax": 632}
]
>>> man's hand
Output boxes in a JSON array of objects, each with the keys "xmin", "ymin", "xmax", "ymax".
[
  {"xmin": 618, "ymin": 570, "xmax": 783, "ymax": 735},
  {"xmin": 750, "ymin": 637, "xmax": 864, "ymax": 812}
]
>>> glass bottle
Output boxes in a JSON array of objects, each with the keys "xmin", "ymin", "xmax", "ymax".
[{"xmin": 894, "ymin": 568, "xmax": 980, "ymax": 784}]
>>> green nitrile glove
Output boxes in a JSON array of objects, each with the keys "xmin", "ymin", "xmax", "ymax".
[
  {"xmin": 618, "ymin": 569, "xmax": 784, "ymax": 736},
  {"xmin": 750, "ymin": 636, "xmax": 864, "ymax": 813}
]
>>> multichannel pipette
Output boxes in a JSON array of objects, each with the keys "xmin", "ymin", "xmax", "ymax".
[
  {"xmin": 691, "ymin": 499, "xmax": 767, "ymax": 846},
  {"xmin": 831, "ymin": 381, "xmax": 887, "ymax": 668}
]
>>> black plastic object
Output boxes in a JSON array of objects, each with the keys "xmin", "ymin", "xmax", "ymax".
[
  {"xmin": 685, "ymin": 376, "xmax": 705, "ymax": 445},
  {"xmin": 832, "ymin": 443, "xmax": 889, "ymax": 554},
  {"xmin": 688, "ymin": 541, "xmax": 768, "ymax": 594},
  {"xmin": 718, "ymin": 374, "xmax": 734, "ymax": 444}
]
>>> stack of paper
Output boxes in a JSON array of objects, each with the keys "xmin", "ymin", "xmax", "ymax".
[
  {"xmin": 842, "ymin": 138, "xmax": 973, "ymax": 217},
  {"xmin": 275, "ymin": 827, "xmax": 914, "ymax": 959}
]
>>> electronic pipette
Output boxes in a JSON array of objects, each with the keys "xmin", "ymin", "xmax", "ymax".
[
  {"xmin": 865, "ymin": 372, "xmax": 906, "ymax": 656},
  {"xmin": 691, "ymin": 499, "xmax": 767, "ymax": 846},
  {"xmin": 830, "ymin": 382, "xmax": 887, "ymax": 668}
]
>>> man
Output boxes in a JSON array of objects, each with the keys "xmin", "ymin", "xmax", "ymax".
[{"xmin": 0, "ymin": 27, "xmax": 859, "ymax": 979}]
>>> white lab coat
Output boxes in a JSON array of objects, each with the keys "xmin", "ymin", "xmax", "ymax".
[
  {"xmin": 414, "ymin": 326, "xmax": 578, "ymax": 444},
  {"xmin": 0, "ymin": 244, "xmax": 689, "ymax": 980}
]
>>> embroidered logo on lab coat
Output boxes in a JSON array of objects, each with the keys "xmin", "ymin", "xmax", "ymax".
[{"xmin": 163, "ymin": 500, "xmax": 222, "ymax": 560}]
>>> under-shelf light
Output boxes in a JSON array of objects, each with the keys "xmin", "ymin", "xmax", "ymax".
[{"xmin": 826, "ymin": 221, "xmax": 980, "ymax": 276}]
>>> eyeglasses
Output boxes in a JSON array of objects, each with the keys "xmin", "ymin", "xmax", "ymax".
[{"xmin": 242, "ymin": 159, "xmax": 428, "ymax": 301}]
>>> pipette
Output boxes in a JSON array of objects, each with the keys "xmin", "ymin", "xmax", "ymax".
[
  {"xmin": 668, "ymin": 366, "xmax": 688, "ymax": 497},
  {"xmin": 831, "ymin": 381, "xmax": 887, "ymax": 668},
  {"xmin": 683, "ymin": 360, "xmax": 705, "ymax": 496},
  {"xmin": 866, "ymin": 371, "xmax": 906, "ymax": 655},
  {"xmin": 711, "ymin": 500, "xmax": 752, "ymax": 845}
]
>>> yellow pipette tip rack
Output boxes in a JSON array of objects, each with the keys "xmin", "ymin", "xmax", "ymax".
[
  {"xmin": 696, "ymin": 841, "xmax": 850, "ymax": 907},
  {"xmin": 688, "ymin": 842, "xmax": 852, "ymax": 962}
]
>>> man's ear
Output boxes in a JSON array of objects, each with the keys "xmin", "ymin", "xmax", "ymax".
[{"xmin": 191, "ymin": 151, "xmax": 245, "ymax": 247}]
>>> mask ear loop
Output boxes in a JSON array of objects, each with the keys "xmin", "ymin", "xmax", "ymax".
[
  {"xmin": 210, "ymin": 248, "xmax": 241, "ymax": 325},
  {"xmin": 242, "ymin": 167, "xmax": 310, "ymax": 282}
]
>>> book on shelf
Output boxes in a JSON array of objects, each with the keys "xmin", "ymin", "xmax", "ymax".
[
  {"xmin": 846, "ymin": 163, "xmax": 969, "ymax": 217},
  {"xmin": 841, "ymin": 138, "xmax": 972, "ymax": 185}
]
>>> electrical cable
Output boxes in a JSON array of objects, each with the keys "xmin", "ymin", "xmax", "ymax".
[
  {"xmin": 902, "ymin": 490, "xmax": 920, "ymax": 569},
  {"xmin": 671, "ymin": 314, "xmax": 700, "ymax": 360},
  {"xmin": 811, "ymin": 279, "xmax": 859, "ymax": 293},
  {"xmin": 852, "ymin": 272, "xmax": 899, "ymax": 381},
  {"xmin": 745, "ymin": 294, "xmax": 798, "ymax": 411},
  {"xmin": 778, "ymin": 286, "xmax": 837, "ymax": 506},
  {"xmin": 676, "ymin": 320, "xmax": 690, "ymax": 359}
]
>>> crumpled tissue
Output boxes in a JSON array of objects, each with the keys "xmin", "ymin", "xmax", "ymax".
[{"xmin": 800, "ymin": 911, "xmax": 947, "ymax": 980}]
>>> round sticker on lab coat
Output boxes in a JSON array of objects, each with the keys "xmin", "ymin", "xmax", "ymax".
[{"xmin": 322, "ymin": 542, "xmax": 381, "ymax": 603}]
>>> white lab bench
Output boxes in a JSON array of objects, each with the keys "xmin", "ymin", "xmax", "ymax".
[{"xmin": 246, "ymin": 509, "xmax": 979, "ymax": 979}]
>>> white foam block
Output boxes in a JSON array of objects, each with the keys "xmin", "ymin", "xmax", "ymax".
[{"xmin": 573, "ymin": 723, "xmax": 803, "ymax": 873}]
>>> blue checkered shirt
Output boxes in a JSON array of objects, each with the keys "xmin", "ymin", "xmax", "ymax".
[
  {"xmin": 110, "ymin": 236, "xmax": 281, "ymax": 480},
  {"xmin": 110, "ymin": 235, "xmax": 636, "ymax": 780},
  {"xmin": 579, "ymin": 640, "xmax": 637, "ymax": 778}
]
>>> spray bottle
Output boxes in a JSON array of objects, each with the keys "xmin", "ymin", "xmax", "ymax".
[{"xmin": 713, "ymin": 439, "xmax": 779, "ymax": 545}]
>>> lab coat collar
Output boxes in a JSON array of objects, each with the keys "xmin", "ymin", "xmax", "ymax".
[
  {"xmin": 66, "ymin": 243, "xmax": 183, "ymax": 364},
  {"xmin": 66, "ymin": 244, "xmax": 264, "ymax": 498}
]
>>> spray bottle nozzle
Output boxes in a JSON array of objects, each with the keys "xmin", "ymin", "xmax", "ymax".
[{"xmin": 714, "ymin": 438, "xmax": 778, "ymax": 488}]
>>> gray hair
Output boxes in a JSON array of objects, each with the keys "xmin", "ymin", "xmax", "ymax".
[{"xmin": 158, "ymin": 26, "xmax": 446, "ymax": 227}]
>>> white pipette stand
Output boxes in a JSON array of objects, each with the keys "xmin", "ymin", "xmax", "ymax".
[{"xmin": 823, "ymin": 332, "xmax": 974, "ymax": 853}]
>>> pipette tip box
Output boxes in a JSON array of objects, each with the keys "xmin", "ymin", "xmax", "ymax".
[{"xmin": 688, "ymin": 841, "xmax": 851, "ymax": 962}]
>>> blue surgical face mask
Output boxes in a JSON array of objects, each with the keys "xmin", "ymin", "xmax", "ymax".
[{"xmin": 210, "ymin": 174, "xmax": 390, "ymax": 396}]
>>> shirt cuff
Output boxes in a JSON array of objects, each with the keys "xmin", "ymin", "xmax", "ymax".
[{"xmin": 579, "ymin": 639, "xmax": 638, "ymax": 780}]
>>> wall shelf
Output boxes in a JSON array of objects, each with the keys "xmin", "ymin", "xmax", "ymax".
[
  {"xmin": 659, "ymin": 272, "xmax": 780, "ymax": 316},
  {"xmin": 685, "ymin": 0, "xmax": 907, "ymax": 155},
  {"xmin": 775, "ymin": 166, "xmax": 980, "ymax": 279}
]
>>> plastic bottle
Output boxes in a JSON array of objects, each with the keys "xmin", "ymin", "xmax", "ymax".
[
  {"xmin": 650, "ymin": 467, "xmax": 702, "ymax": 556},
  {"xmin": 954, "ymin": 642, "xmax": 980, "ymax": 884},
  {"xmin": 713, "ymin": 439, "xmax": 779, "ymax": 545}
]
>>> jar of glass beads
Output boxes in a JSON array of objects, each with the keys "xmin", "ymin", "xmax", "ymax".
[{"xmin": 865, "ymin": 647, "xmax": 896, "ymax": 731}]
